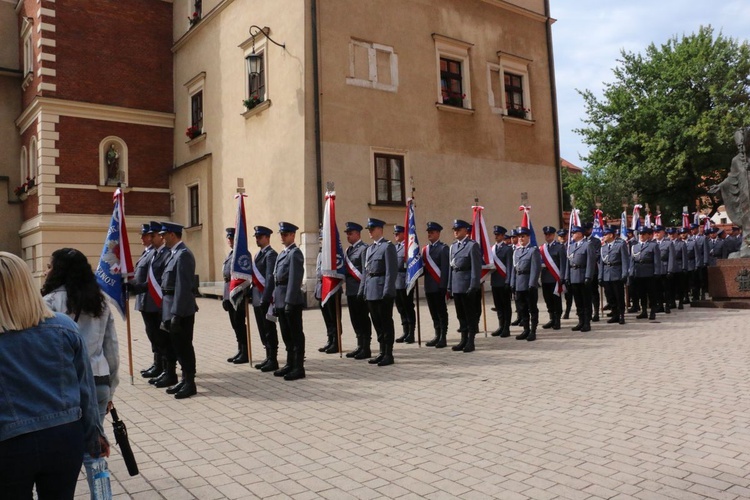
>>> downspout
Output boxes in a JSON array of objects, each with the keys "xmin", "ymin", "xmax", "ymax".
[
  {"xmin": 545, "ymin": 0, "xmax": 563, "ymax": 227},
  {"xmin": 311, "ymin": 0, "xmax": 323, "ymax": 225}
]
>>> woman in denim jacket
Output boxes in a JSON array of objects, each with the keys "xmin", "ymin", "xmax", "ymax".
[
  {"xmin": 42, "ymin": 248, "xmax": 119, "ymax": 500},
  {"xmin": 0, "ymin": 251, "xmax": 108, "ymax": 499}
]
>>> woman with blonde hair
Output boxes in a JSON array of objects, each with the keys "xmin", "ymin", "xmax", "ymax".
[
  {"xmin": 42, "ymin": 248, "xmax": 119, "ymax": 500},
  {"xmin": 0, "ymin": 251, "xmax": 108, "ymax": 499}
]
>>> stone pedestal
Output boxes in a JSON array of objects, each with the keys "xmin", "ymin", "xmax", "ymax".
[{"xmin": 702, "ymin": 258, "xmax": 750, "ymax": 308}]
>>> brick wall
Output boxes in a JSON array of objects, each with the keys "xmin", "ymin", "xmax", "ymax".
[{"xmin": 58, "ymin": 188, "xmax": 169, "ymax": 217}]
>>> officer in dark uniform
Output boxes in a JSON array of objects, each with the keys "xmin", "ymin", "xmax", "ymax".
[
  {"xmin": 222, "ymin": 228, "xmax": 249, "ymax": 364},
  {"xmin": 272, "ymin": 222, "xmax": 306, "ymax": 381},
  {"xmin": 625, "ymin": 228, "xmax": 639, "ymax": 313},
  {"xmin": 630, "ymin": 226, "xmax": 661, "ymax": 320},
  {"xmin": 343, "ymin": 222, "xmax": 372, "ymax": 359},
  {"xmin": 684, "ymin": 226, "xmax": 699, "ymax": 303},
  {"xmin": 669, "ymin": 227, "xmax": 688, "ymax": 309},
  {"xmin": 583, "ymin": 222, "xmax": 601, "ymax": 322},
  {"xmin": 251, "ymin": 226, "xmax": 279, "ymax": 370},
  {"xmin": 694, "ymin": 222, "xmax": 709, "ymax": 299},
  {"xmin": 393, "ymin": 225, "xmax": 416, "ymax": 344},
  {"xmin": 654, "ymin": 225, "xmax": 675, "ymax": 314},
  {"xmin": 705, "ymin": 227, "xmax": 724, "ymax": 267},
  {"xmin": 315, "ymin": 241, "xmax": 341, "ymax": 356},
  {"xmin": 448, "ymin": 219, "xmax": 482, "ymax": 352},
  {"xmin": 599, "ymin": 227, "xmax": 629, "ymax": 324},
  {"xmin": 557, "ymin": 228, "xmax": 574, "ymax": 319},
  {"xmin": 565, "ymin": 226, "xmax": 596, "ymax": 332},
  {"xmin": 132, "ymin": 223, "xmax": 158, "ymax": 376},
  {"xmin": 540, "ymin": 225, "xmax": 565, "ymax": 330},
  {"xmin": 159, "ymin": 222, "xmax": 198, "ymax": 399},
  {"xmin": 490, "ymin": 226, "xmax": 513, "ymax": 337},
  {"xmin": 423, "ymin": 222, "xmax": 450, "ymax": 348},
  {"xmin": 358, "ymin": 218, "xmax": 398, "ymax": 366},
  {"xmin": 510, "ymin": 227, "xmax": 541, "ymax": 341}
]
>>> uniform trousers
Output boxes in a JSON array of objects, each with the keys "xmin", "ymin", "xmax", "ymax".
[
  {"xmin": 367, "ymin": 297, "xmax": 395, "ymax": 345},
  {"xmin": 228, "ymin": 297, "xmax": 247, "ymax": 346},
  {"xmin": 570, "ymin": 282, "xmax": 587, "ymax": 324},
  {"xmin": 588, "ymin": 276, "xmax": 599, "ymax": 318},
  {"xmin": 319, "ymin": 291, "xmax": 340, "ymax": 338},
  {"xmin": 675, "ymin": 271, "xmax": 688, "ymax": 303},
  {"xmin": 491, "ymin": 285, "xmax": 512, "ymax": 326},
  {"xmin": 395, "ymin": 287, "xmax": 416, "ymax": 327},
  {"xmin": 253, "ymin": 304, "xmax": 279, "ymax": 351},
  {"xmin": 170, "ymin": 314, "xmax": 196, "ymax": 376},
  {"xmin": 541, "ymin": 282, "xmax": 562, "ymax": 320},
  {"xmin": 347, "ymin": 294, "xmax": 372, "ymax": 342},
  {"xmin": 657, "ymin": 274, "xmax": 670, "ymax": 308},
  {"xmin": 425, "ymin": 291, "xmax": 449, "ymax": 332},
  {"xmin": 142, "ymin": 311, "xmax": 171, "ymax": 357},
  {"xmin": 634, "ymin": 277, "xmax": 658, "ymax": 315},
  {"xmin": 516, "ymin": 287, "xmax": 539, "ymax": 328},
  {"xmin": 699, "ymin": 266, "xmax": 709, "ymax": 297},
  {"xmin": 454, "ymin": 290, "xmax": 480, "ymax": 334},
  {"xmin": 278, "ymin": 304, "xmax": 305, "ymax": 358},
  {"xmin": 690, "ymin": 268, "xmax": 701, "ymax": 300},
  {"xmin": 602, "ymin": 280, "xmax": 625, "ymax": 317}
]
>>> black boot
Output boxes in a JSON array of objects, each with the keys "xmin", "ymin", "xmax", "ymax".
[
  {"xmin": 254, "ymin": 349, "xmax": 269, "ymax": 370},
  {"xmin": 452, "ymin": 332, "xmax": 468, "ymax": 351},
  {"xmin": 619, "ymin": 314, "xmax": 626, "ymax": 325},
  {"xmin": 166, "ymin": 376, "xmax": 185, "ymax": 395},
  {"xmin": 500, "ymin": 317, "xmax": 511, "ymax": 337},
  {"xmin": 260, "ymin": 348, "xmax": 279, "ymax": 372},
  {"xmin": 346, "ymin": 334, "xmax": 362, "ymax": 358},
  {"xmin": 395, "ymin": 325, "xmax": 408, "ymax": 343},
  {"xmin": 324, "ymin": 334, "xmax": 340, "ymax": 354},
  {"xmin": 511, "ymin": 317, "xmax": 521, "ymax": 326},
  {"xmin": 463, "ymin": 333, "xmax": 476, "ymax": 353},
  {"xmin": 227, "ymin": 343, "xmax": 242, "ymax": 362},
  {"xmin": 526, "ymin": 320, "xmax": 537, "ymax": 341},
  {"xmin": 553, "ymin": 314, "xmax": 561, "ymax": 330},
  {"xmin": 542, "ymin": 317, "xmax": 554, "ymax": 329},
  {"xmin": 607, "ymin": 315, "xmax": 619, "ymax": 324},
  {"xmin": 148, "ymin": 356, "xmax": 169, "ymax": 385},
  {"xmin": 141, "ymin": 354, "xmax": 162, "ymax": 378},
  {"xmin": 649, "ymin": 310, "xmax": 656, "ymax": 320},
  {"xmin": 516, "ymin": 322, "xmax": 530, "ymax": 340},
  {"xmin": 369, "ymin": 342, "xmax": 385, "ymax": 364},
  {"xmin": 435, "ymin": 327, "xmax": 448, "ymax": 348},
  {"xmin": 403, "ymin": 325, "xmax": 415, "ymax": 344},
  {"xmin": 274, "ymin": 351, "xmax": 294, "ymax": 377},
  {"xmin": 284, "ymin": 349, "xmax": 306, "ymax": 381},
  {"xmin": 354, "ymin": 336, "xmax": 372, "ymax": 360},
  {"xmin": 636, "ymin": 311, "xmax": 648, "ymax": 319},
  {"xmin": 581, "ymin": 320, "xmax": 591, "ymax": 332},
  {"xmin": 233, "ymin": 344, "xmax": 249, "ymax": 364},
  {"xmin": 318, "ymin": 335, "xmax": 333, "ymax": 352},
  {"xmin": 154, "ymin": 360, "xmax": 178, "ymax": 388},
  {"xmin": 378, "ymin": 339, "xmax": 395, "ymax": 366},
  {"xmin": 174, "ymin": 374, "xmax": 197, "ymax": 399},
  {"xmin": 491, "ymin": 327, "xmax": 503, "ymax": 336},
  {"xmin": 425, "ymin": 328, "xmax": 440, "ymax": 347}
]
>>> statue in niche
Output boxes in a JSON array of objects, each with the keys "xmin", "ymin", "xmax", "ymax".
[
  {"xmin": 708, "ymin": 127, "xmax": 750, "ymax": 258},
  {"xmin": 105, "ymin": 144, "xmax": 120, "ymax": 184}
]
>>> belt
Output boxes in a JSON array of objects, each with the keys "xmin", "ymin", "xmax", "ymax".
[
  {"xmin": 570, "ymin": 264, "xmax": 583, "ymax": 269},
  {"xmin": 516, "ymin": 270, "xmax": 529, "ymax": 275},
  {"xmin": 368, "ymin": 272, "xmax": 385, "ymax": 277},
  {"xmin": 163, "ymin": 289, "xmax": 175, "ymax": 296},
  {"xmin": 603, "ymin": 263, "xmax": 621, "ymax": 267},
  {"xmin": 276, "ymin": 280, "xmax": 288, "ymax": 285},
  {"xmin": 94, "ymin": 375, "xmax": 110, "ymax": 386},
  {"xmin": 397, "ymin": 270, "xmax": 407, "ymax": 273},
  {"xmin": 451, "ymin": 266, "xmax": 468, "ymax": 271},
  {"xmin": 635, "ymin": 261, "xmax": 650, "ymax": 265}
]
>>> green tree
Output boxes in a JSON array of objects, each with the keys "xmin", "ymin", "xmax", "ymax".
[{"xmin": 570, "ymin": 26, "xmax": 750, "ymax": 224}]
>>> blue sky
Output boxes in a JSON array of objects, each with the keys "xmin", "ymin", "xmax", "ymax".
[{"xmin": 551, "ymin": 0, "xmax": 750, "ymax": 168}]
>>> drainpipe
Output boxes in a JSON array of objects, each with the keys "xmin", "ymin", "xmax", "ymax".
[
  {"xmin": 545, "ymin": 0, "xmax": 563, "ymax": 227},
  {"xmin": 311, "ymin": 0, "xmax": 323, "ymax": 224}
]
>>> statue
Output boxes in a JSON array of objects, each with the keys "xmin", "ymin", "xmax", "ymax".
[
  {"xmin": 708, "ymin": 127, "xmax": 750, "ymax": 258},
  {"xmin": 106, "ymin": 144, "xmax": 120, "ymax": 183}
]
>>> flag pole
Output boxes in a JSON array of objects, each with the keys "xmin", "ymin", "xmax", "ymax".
[
  {"xmin": 596, "ymin": 198, "xmax": 604, "ymax": 316},
  {"xmin": 477, "ymin": 195, "xmax": 488, "ymax": 337},
  {"xmin": 411, "ymin": 179, "xmax": 422, "ymax": 347},
  {"xmin": 236, "ymin": 181, "xmax": 254, "ymax": 367},
  {"xmin": 336, "ymin": 292, "xmax": 343, "ymax": 358},
  {"xmin": 125, "ymin": 293, "xmax": 134, "ymax": 385}
]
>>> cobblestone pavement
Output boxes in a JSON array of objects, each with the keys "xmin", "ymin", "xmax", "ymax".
[{"xmin": 76, "ymin": 294, "xmax": 750, "ymax": 499}]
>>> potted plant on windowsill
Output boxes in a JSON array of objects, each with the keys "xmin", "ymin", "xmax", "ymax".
[
  {"xmin": 186, "ymin": 125, "xmax": 202, "ymax": 140},
  {"xmin": 441, "ymin": 90, "xmax": 466, "ymax": 108},
  {"xmin": 507, "ymin": 107, "xmax": 530, "ymax": 119},
  {"xmin": 243, "ymin": 95, "xmax": 263, "ymax": 111},
  {"xmin": 188, "ymin": 11, "xmax": 200, "ymax": 28}
]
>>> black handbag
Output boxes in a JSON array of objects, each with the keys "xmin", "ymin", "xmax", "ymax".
[{"xmin": 110, "ymin": 405, "xmax": 139, "ymax": 476}]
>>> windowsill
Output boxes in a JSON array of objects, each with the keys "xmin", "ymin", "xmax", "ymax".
[
  {"xmin": 242, "ymin": 99, "xmax": 271, "ymax": 118},
  {"xmin": 21, "ymin": 72, "xmax": 33, "ymax": 90},
  {"xmin": 367, "ymin": 203, "xmax": 407, "ymax": 211},
  {"xmin": 435, "ymin": 103, "xmax": 475, "ymax": 115},
  {"xmin": 186, "ymin": 133, "xmax": 206, "ymax": 145},
  {"xmin": 185, "ymin": 224, "xmax": 203, "ymax": 233},
  {"xmin": 502, "ymin": 115, "xmax": 535, "ymax": 126},
  {"xmin": 97, "ymin": 185, "xmax": 132, "ymax": 193}
]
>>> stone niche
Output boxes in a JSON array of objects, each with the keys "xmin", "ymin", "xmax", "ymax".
[{"xmin": 707, "ymin": 258, "xmax": 750, "ymax": 307}]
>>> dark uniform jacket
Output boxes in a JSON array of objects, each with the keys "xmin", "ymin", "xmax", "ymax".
[
  {"xmin": 510, "ymin": 245, "xmax": 541, "ymax": 292},
  {"xmin": 629, "ymin": 240, "xmax": 662, "ymax": 278},
  {"xmin": 161, "ymin": 241, "xmax": 197, "ymax": 321},
  {"xmin": 672, "ymin": 238, "xmax": 688, "ymax": 273},
  {"xmin": 251, "ymin": 245, "xmax": 277, "ymax": 307},
  {"xmin": 273, "ymin": 244, "xmax": 305, "ymax": 308},
  {"xmin": 448, "ymin": 238, "xmax": 482, "ymax": 294},
  {"xmin": 395, "ymin": 241, "xmax": 407, "ymax": 290},
  {"xmin": 344, "ymin": 240, "xmax": 367, "ymax": 296},
  {"xmin": 222, "ymin": 249, "xmax": 233, "ymax": 301},
  {"xmin": 540, "ymin": 240, "xmax": 566, "ymax": 285},
  {"xmin": 705, "ymin": 238, "xmax": 724, "ymax": 266},
  {"xmin": 133, "ymin": 246, "xmax": 154, "ymax": 312},
  {"xmin": 599, "ymin": 239, "xmax": 630, "ymax": 282},
  {"xmin": 685, "ymin": 238, "xmax": 697, "ymax": 271},
  {"xmin": 490, "ymin": 242, "xmax": 513, "ymax": 288},
  {"xmin": 359, "ymin": 238, "xmax": 398, "ymax": 300},
  {"xmin": 423, "ymin": 241, "xmax": 450, "ymax": 293},
  {"xmin": 565, "ymin": 239, "xmax": 596, "ymax": 284}
]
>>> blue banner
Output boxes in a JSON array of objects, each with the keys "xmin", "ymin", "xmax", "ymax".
[
  {"xmin": 230, "ymin": 194, "xmax": 253, "ymax": 308},
  {"xmin": 406, "ymin": 199, "xmax": 423, "ymax": 294},
  {"xmin": 620, "ymin": 211, "xmax": 628, "ymax": 240},
  {"xmin": 95, "ymin": 190, "xmax": 132, "ymax": 319}
]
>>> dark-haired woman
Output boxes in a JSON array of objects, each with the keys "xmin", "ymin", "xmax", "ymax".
[{"xmin": 42, "ymin": 248, "xmax": 119, "ymax": 500}]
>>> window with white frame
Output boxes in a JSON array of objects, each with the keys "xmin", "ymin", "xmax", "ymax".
[
  {"xmin": 20, "ymin": 147, "xmax": 27, "ymax": 183},
  {"xmin": 29, "ymin": 136, "xmax": 37, "ymax": 180},
  {"xmin": 498, "ymin": 52, "xmax": 532, "ymax": 120},
  {"xmin": 184, "ymin": 72, "xmax": 205, "ymax": 138},
  {"xmin": 346, "ymin": 39, "xmax": 398, "ymax": 92},
  {"xmin": 372, "ymin": 151, "xmax": 406, "ymax": 206},
  {"xmin": 23, "ymin": 35, "xmax": 33, "ymax": 75},
  {"xmin": 433, "ymin": 34, "xmax": 473, "ymax": 109}
]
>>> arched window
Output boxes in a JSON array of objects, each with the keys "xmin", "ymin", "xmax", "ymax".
[
  {"xmin": 29, "ymin": 136, "xmax": 37, "ymax": 180},
  {"xmin": 20, "ymin": 147, "xmax": 28, "ymax": 183},
  {"xmin": 99, "ymin": 136, "xmax": 128, "ymax": 186}
]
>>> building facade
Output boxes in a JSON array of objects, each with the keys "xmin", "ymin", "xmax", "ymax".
[{"xmin": 3, "ymin": 0, "xmax": 562, "ymax": 302}]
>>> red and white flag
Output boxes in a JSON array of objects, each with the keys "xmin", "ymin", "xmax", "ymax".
[
  {"xmin": 320, "ymin": 191, "xmax": 346, "ymax": 306},
  {"xmin": 471, "ymin": 205, "xmax": 494, "ymax": 280}
]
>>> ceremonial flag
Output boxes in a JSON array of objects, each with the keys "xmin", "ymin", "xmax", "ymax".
[
  {"xmin": 631, "ymin": 204, "xmax": 642, "ymax": 232},
  {"xmin": 654, "ymin": 213, "xmax": 662, "ymax": 226},
  {"xmin": 693, "ymin": 211, "xmax": 700, "ymax": 226},
  {"xmin": 592, "ymin": 208, "xmax": 604, "ymax": 240},
  {"xmin": 620, "ymin": 211, "xmax": 628, "ymax": 240},
  {"xmin": 518, "ymin": 204, "xmax": 538, "ymax": 247},
  {"xmin": 703, "ymin": 214, "xmax": 711, "ymax": 233},
  {"xmin": 682, "ymin": 211, "xmax": 690, "ymax": 229},
  {"xmin": 471, "ymin": 205, "xmax": 495, "ymax": 279},
  {"xmin": 229, "ymin": 194, "xmax": 253, "ymax": 309},
  {"xmin": 320, "ymin": 190, "xmax": 346, "ymax": 306},
  {"xmin": 405, "ymin": 198, "xmax": 423, "ymax": 294},
  {"xmin": 95, "ymin": 188, "xmax": 134, "ymax": 319},
  {"xmin": 567, "ymin": 207, "xmax": 579, "ymax": 253}
]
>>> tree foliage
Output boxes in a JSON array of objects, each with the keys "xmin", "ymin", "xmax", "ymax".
[{"xmin": 569, "ymin": 26, "xmax": 750, "ymax": 225}]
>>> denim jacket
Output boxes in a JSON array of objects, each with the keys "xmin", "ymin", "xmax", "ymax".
[{"xmin": 0, "ymin": 313, "xmax": 103, "ymax": 456}]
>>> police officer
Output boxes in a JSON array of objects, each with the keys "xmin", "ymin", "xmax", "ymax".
[
  {"xmin": 343, "ymin": 222, "xmax": 373, "ymax": 359},
  {"xmin": 583, "ymin": 222, "xmax": 602, "ymax": 322},
  {"xmin": 540, "ymin": 226, "xmax": 565, "ymax": 330},
  {"xmin": 565, "ymin": 226, "xmax": 596, "ymax": 332},
  {"xmin": 393, "ymin": 225, "xmax": 416, "ymax": 344},
  {"xmin": 448, "ymin": 219, "xmax": 482, "ymax": 352},
  {"xmin": 630, "ymin": 226, "xmax": 661, "ymax": 320},
  {"xmin": 272, "ymin": 222, "xmax": 306, "ymax": 381},
  {"xmin": 315, "ymin": 242, "xmax": 342, "ymax": 356},
  {"xmin": 669, "ymin": 227, "xmax": 688, "ymax": 309},
  {"xmin": 557, "ymin": 228, "xmax": 574, "ymax": 320},
  {"xmin": 599, "ymin": 227, "xmax": 629, "ymax": 324},
  {"xmin": 705, "ymin": 227, "xmax": 724, "ymax": 266},
  {"xmin": 159, "ymin": 222, "xmax": 198, "ymax": 399},
  {"xmin": 510, "ymin": 227, "xmax": 541, "ymax": 341},
  {"xmin": 695, "ymin": 221, "xmax": 710, "ymax": 299},
  {"xmin": 223, "ymin": 228, "xmax": 250, "ymax": 364},
  {"xmin": 490, "ymin": 226, "xmax": 513, "ymax": 337},
  {"xmin": 132, "ymin": 223, "xmax": 159, "ymax": 377},
  {"xmin": 685, "ymin": 226, "xmax": 699, "ymax": 303},
  {"xmin": 725, "ymin": 226, "xmax": 742, "ymax": 256},
  {"xmin": 625, "ymin": 228, "xmax": 639, "ymax": 313},
  {"xmin": 423, "ymin": 222, "xmax": 450, "ymax": 348},
  {"xmin": 358, "ymin": 218, "xmax": 398, "ymax": 366},
  {"xmin": 251, "ymin": 226, "xmax": 279, "ymax": 370},
  {"xmin": 654, "ymin": 226, "xmax": 675, "ymax": 313}
]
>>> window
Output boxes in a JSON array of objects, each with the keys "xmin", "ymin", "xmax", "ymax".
[
  {"xmin": 498, "ymin": 51, "xmax": 532, "ymax": 120},
  {"xmin": 246, "ymin": 52, "xmax": 265, "ymax": 103},
  {"xmin": 29, "ymin": 136, "xmax": 37, "ymax": 179},
  {"xmin": 191, "ymin": 91, "xmax": 203, "ymax": 130},
  {"xmin": 188, "ymin": 0, "xmax": 202, "ymax": 27},
  {"xmin": 188, "ymin": 184, "xmax": 200, "ymax": 226},
  {"xmin": 346, "ymin": 39, "xmax": 398, "ymax": 92},
  {"xmin": 505, "ymin": 73, "xmax": 525, "ymax": 116},
  {"xmin": 433, "ymin": 34, "xmax": 473, "ymax": 109},
  {"xmin": 20, "ymin": 147, "xmax": 28, "ymax": 183},
  {"xmin": 194, "ymin": 0, "xmax": 202, "ymax": 17},
  {"xmin": 23, "ymin": 35, "xmax": 33, "ymax": 75},
  {"xmin": 185, "ymin": 72, "xmax": 206, "ymax": 138},
  {"xmin": 374, "ymin": 153, "xmax": 404, "ymax": 205}
]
